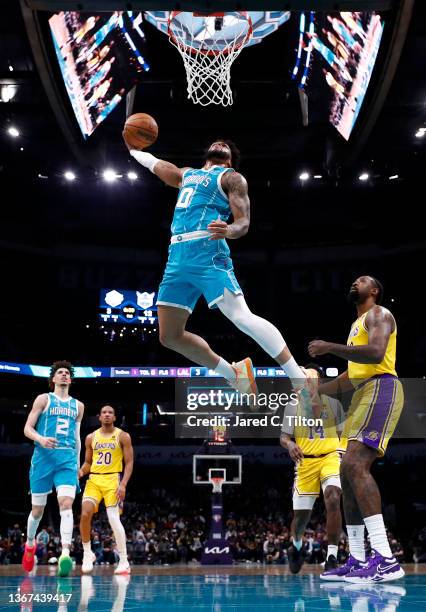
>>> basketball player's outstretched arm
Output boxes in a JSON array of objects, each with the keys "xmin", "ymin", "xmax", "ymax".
[
  {"xmin": 78, "ymin": 433, "xmax": 94, "ymax": 478},
  {"xmin": 153, "ymin": 160, "xmax": 190, "ymax": 188},
  {"xmin": 208, "ymin": 172, "xmax": 250, "ymax": 240},
  {"xmin": 24, "ymin": 394, "xmax": 57, "ymax": 448},
  {"xmin": 128, "ymin": 149, "xmax": 188, "ymax": 188},
  {"xmin": 117, "ymin": 432, "xmax": 134, "ymax": 502},
  {"xmin": 308, "ymin": 306, "xmax": 394, "ymax": 363}
]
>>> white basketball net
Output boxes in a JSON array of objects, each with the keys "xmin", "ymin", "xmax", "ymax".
[
  {"xmin": 168, "ymin": 12, "xmax": 253, "ymax": 107},
  {"xmin": 211, "ymin": 477, "xmax": 224, "ymax": 493}
]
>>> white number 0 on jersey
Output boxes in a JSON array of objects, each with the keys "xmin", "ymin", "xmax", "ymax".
[{"xmin": 176, "ymin": 187, "xmax": 194, "ymax": 209}]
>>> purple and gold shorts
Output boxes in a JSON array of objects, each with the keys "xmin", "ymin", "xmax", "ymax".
[{"xmin": 344, "ymin": 374, "xmax": 404, "ymax": 457}]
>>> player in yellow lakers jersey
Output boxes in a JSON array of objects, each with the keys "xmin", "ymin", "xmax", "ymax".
[
  {"xmin": 78, "ymin": 405, "xmax": 133, "ymax": 575},
  {"xmin": 280, "ymin": 365, "xmax": 345, "ymax": 574},
  {"xmin": 309, "ymin": 276, "xmax": 405, "ymax": 583}
]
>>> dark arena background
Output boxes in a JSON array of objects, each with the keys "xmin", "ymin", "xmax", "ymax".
[{"xmin": 1, "ymin": 0, "xmax": 425, "ymax": 610}]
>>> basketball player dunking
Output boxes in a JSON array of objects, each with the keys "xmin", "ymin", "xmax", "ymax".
[
  {"xmin": 128, "ymin": 140, "xmax": 315, "ymax": 404},
  {"xmin": 79, "ymin": 405, "xmax": 133, "ymax": 575},
  {"xmin": 22, "ymin": 361, "xmax": 84, "ymax": 577},
  {"xmin": 309, "ymin": 276, "xmax": 405, "ymax": 582}
]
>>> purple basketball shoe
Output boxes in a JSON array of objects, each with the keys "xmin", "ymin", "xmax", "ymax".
[
  {"xmin": 320, "ymin": 554, "xmax": 364, "ymax": 581},
  {"xmin": 344, "ymin": 549, "xmax": 405, "ymax": 583}
]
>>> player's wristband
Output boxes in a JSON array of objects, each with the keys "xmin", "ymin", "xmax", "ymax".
[{"xmin": 130, "ymin": 150, "xmax": 159, "ymax": 173}]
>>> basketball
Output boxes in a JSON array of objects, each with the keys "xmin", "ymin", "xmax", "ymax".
[{"xmin": 122, "ymin": 113, "xmax": 158, "ymax": 150}]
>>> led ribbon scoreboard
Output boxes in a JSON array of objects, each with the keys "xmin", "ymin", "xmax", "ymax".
[{"xmin": 0, "ymin": 362, "xmax": 339, "ymax": 379}]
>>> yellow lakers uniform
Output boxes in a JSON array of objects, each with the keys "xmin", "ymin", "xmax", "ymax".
[
  {"xmin": 83, "ymin": 427, "xmax": 123, "ymax": 510},
  {"xmin": 344, "ymin": 308, "xmax": 404, "ymax": 457},
  {"xmin": 283, "ymin": 396, "xmax": 344, "ymax": 506},
  {"xmin": 347, "ymin": 310, "xmax": 397, "ymax": 384}
]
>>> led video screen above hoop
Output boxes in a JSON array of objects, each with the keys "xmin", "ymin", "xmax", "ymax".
[
  {"xmin": 292, "ymin": 11, "xmax": 385, "ymax": 140},
  {"xmin": 49, "ymin": 12, "xmax": 149, "ymax": 138}
]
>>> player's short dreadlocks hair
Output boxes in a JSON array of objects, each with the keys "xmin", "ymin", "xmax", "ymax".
[
  {"xmin": 48, "ymin": 360, "xmax": 74, "ymax": 391},
  {"xmin": 203, "ymin": 139, "xmax": 241, "ymax": 170}
]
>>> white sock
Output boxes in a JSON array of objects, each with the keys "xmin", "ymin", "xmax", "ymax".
[
  {"xmin": 279, "ymin": 357, "xmax": 306, "ymax": 385},
  {"xmin": 347, "ymin": 524, "xmax": 366, "ymax": 561},
  {"xmin": 83, "ymin": 541, "xmax": 92, "ymax": 553},
  {"xmin": 214, "ymin": 357, "xmax": 237, "ymax": 383},
  {"xmin": 292, "ymin": 538, "xmax": 303, "ymax": 551},
  {"xmin": 27, "ymin": 512, "xmax": 42, "ymax": 546},
  {"xmin": 106, "ymin": 506, "xmax": 127, "ymax": 559},
  {"xmin": 59, "ymin": 509, "xmax": 73, "ymax": 552},
  {"xmin": 327, "ymin": 545, "xmax": 338, "ymax": 559},
  {"xmin": 363, "ymin": 514, "xmax": 393, "ymax": 558}
]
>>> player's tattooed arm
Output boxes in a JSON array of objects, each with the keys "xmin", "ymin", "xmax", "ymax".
[
  {"xmin": 24, "ymin": 394, "xmax": 57, "ymax": 448},
  {"xmin": 78, "ymin": 433, "xmax": 94, "ymax": 478},
  {"xmin": 117, "ymin": 432, "xmax": 134, "ymax": 501},
  {"xmin": 308, "ymin": 306, "xmax": 394, "ymax": 364},
  {"xmin": 208, "ymin": 172, "xmax": 250, "ymax": 240}
]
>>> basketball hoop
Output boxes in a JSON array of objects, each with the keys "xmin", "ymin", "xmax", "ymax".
[
  {"xmin": 210, "ymin": 476, "xmax": 224, "ymax": 493},
  {"xmin": 168, "ymin": 11, "xmax": 253, "ymax": 106}
]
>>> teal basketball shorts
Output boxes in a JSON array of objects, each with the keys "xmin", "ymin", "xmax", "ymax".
[{"xmin": 157, "ymin": 237, "xmax": 242, "ymax": 313}]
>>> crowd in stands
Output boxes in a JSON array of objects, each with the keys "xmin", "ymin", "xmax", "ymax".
[{"xmin": 0, "ymin": 484, "xmax": 418, "ymax": 566}]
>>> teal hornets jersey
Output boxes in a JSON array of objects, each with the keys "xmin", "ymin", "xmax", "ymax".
[
  {"xmin": 35, "ymin": 393, "xmax": 78, "ymax": 450},
  {"xmin": 171, "ymin": 166, "xmax": 233, "ymax": 235}
]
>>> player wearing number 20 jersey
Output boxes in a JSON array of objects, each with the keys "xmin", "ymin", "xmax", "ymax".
[
  {"xmin": 79, "ymin": 405, "xmax": 133, "ymax": 575},
  {"xmin": 83, "ymin": 426, "xmax": 124, "ymax": 511}
]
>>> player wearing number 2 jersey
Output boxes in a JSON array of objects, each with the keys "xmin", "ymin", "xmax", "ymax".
[
  {"xmin": 22, "ymin": 361, "xmax": 84, "ymax": 577},
  {"xmin": 79, "ymin": 405, "xmax": 133, "ymax": 575},
  {"xmin": 129, "ymin": 140, "xmax": 317, "ymax": 409}
]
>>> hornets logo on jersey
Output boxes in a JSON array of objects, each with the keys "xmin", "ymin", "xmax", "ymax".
[
  {"xmin": 156, "ymin": 164, "xmax": 243, "ymax": 314},
  {"xmin": 171, "ymin": 166, "xmax": 234, "ymax": 235},
  {"xmin": 35, "ymin": 393, "xmax": 78, "ymax": 450}
]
